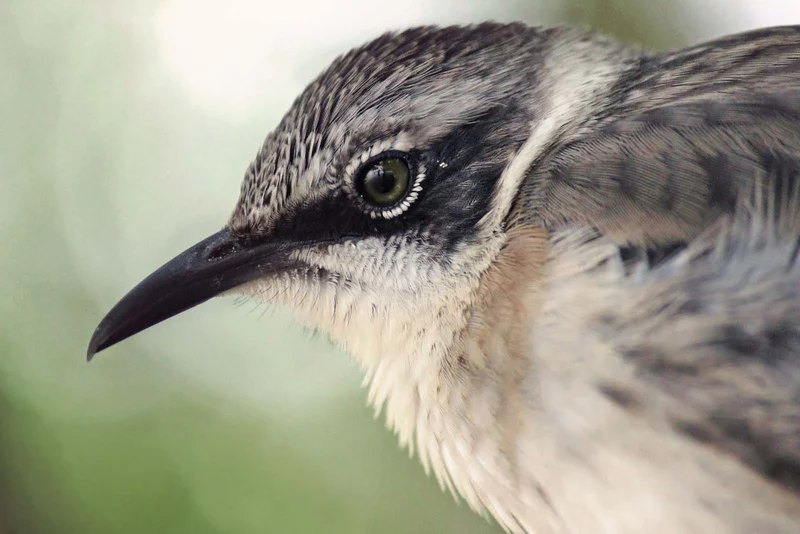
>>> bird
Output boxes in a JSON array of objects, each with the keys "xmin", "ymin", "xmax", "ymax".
[{"xmin": 87, "ymin": 22, "xmax": 800, "ymax": 533}]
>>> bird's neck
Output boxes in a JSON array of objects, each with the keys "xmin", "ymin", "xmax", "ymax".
[{"xmin": 341, "ymin": 225, "xmax": 551, "ymax": 497}]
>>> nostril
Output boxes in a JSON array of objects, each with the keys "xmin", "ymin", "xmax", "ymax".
[{"xmin": 206, "ymin": 240, "xmax": 240, "ymax": 262}]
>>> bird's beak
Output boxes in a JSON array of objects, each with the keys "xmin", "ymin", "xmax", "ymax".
[{"xmin": 86, "ymin": 228, "xmax": 298, "ymax": 360}]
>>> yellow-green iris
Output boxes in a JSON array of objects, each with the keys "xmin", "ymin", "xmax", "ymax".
[{"xmin": 358, "ymin": 157, "xmax": 411, "ymax": 206}]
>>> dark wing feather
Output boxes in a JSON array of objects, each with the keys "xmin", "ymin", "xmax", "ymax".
[
  {"xmin": 598, "ymin": 186, "xmax": 800, "ymax": 494},
  {"xmin": 531, "ymin": 26, "xmax": 800, "ymax": 494},
  {"xmin": 525, "ymin": 26, "xmax": 800, "ymax": 247}
]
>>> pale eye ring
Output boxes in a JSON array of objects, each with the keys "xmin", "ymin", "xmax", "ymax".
[
  {"xmin": 355, "ymin": 153, "xmax": 412, "ymax": 207},
  {"xmin": 345, "ymin": 147, "xmax": 426, "ymax": 220}
]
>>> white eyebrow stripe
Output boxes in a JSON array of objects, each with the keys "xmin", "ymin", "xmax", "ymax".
[{"xmin": 478, "ymin": 41, "xmax": 625, "ymax": 232}]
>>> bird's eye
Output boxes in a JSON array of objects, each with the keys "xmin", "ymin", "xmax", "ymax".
[{"xmin": 356, "ymin": 155, "xmax": 411, "ymax": 207}]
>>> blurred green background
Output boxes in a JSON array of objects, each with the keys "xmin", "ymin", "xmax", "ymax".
[{"xmin": 2, "ymin": 1, "xmax": 797, "ymax": 532}]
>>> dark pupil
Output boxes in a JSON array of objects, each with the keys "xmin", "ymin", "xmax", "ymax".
[
  {"xmin": 361, "ymin": 158, "xmax": 409, "ymax": 205},
  {"xmin": 366, "ymin": 166, "xmax": 395, "ymax": 195}
]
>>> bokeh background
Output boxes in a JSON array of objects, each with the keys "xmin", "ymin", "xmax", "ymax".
[{"xmin": 3, "ymin": 1, "xmax": 799, "ymax": 532}]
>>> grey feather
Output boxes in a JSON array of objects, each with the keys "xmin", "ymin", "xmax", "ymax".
[
  {"xmin": 588, "ymin": 181, "xmax": 800, "ymax": 493},
  {"xmin": 524, "ymin": 26, "xmax": 800, "ymax": 246},
  {"xmin": 521, "ymin": 188, "xmax": 800, "ymax": 531}
]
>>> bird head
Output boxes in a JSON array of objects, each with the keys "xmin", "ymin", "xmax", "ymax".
[{"xmin": 87, "ymin": 23, "xmax": 628, "ymax": 372}]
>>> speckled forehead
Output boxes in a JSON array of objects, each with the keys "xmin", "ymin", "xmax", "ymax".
[
  {"xmin": 230, "ymin": 127, "xmax": 416, "ymax": 231},
  {"xmin": 229, "ymin": 127, "xmax": 330, "ymax": 232},
  {"xmin": 227, "ymin": 24, "xmax": 544, "ymax": 232}
]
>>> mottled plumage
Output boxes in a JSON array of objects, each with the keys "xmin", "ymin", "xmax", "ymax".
[{"xmin": 89, "ymin": 23, "xmax": 800, "ymax": 533}]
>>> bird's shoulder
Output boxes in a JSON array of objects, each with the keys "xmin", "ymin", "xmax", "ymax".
[{"xmin": 522, "ymin": 25, "xmax": 800, "ymax": 247}]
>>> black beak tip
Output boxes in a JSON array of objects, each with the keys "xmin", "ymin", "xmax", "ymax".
[
  {"xmin": 86, "ymin": 328, "xmax": 106, "ymax": 362},
  {"xmin": 82, "ymin": 228, "xmax": 284, "ymax": 363},
  {"xmin": 87, "ymin": 317, "xmax": 120, "ymax": 361}
]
